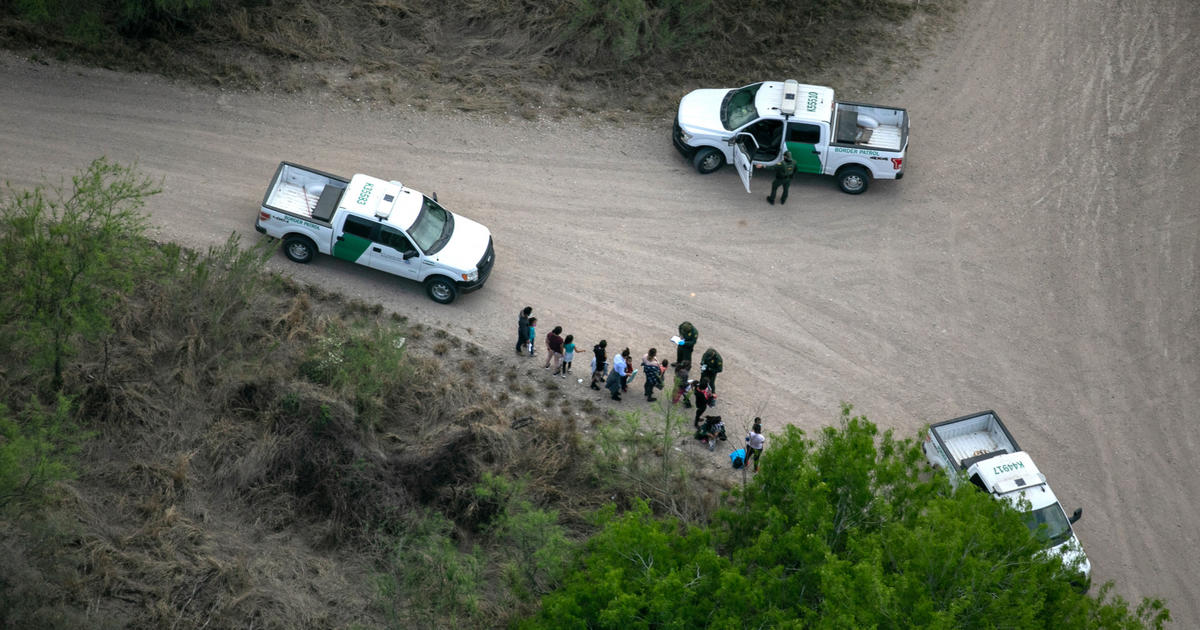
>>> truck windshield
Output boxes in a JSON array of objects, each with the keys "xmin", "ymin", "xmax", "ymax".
[
  {"xmin": 721, "ymin": 83, "xmax": 763, "ymax": 131},
  {"xmin": 1021, "ymin": 502, "xmax": 1073, "ymax": 549},
  {"xmin": 408, "ymin": 197, "xmax": 454, "ymax": 254}
]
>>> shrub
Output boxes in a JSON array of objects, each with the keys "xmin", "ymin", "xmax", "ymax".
[
  {"xmin": 0, "ymin": 396, "xmax": 84, "ymax": 511},
  {"xmin": 0, "ymin": 157, "xmax": 155, "ymax": 391}
]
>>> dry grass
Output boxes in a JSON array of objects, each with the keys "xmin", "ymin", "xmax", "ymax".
[
  {"xmin": 0, "ymin": 0, "xmax": 962, "ymax": 118},
  {"xmin": 0, "ymin": 235, "xmax": 719, "ymax": 628}
]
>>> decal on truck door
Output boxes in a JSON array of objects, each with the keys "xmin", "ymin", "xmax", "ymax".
[
  {"xmin": 785, "ymin": 122, "xmax": 823, "ymax": 174},
  {"xmin": 333, "ymin": 215, "xmax": 375, "ymax": 263}
]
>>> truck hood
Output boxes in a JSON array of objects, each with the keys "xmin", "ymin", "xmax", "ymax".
[
  {"xmin": 1049, "ymin": 536, "xmax": 1092, "ymax": 581},
  {"xmin": 677, "ymin": 88, "xmax": 733, "ymax": 135},
  {"xmin": 430, "ymin": 214, "xmax": 491, "ymax": 272}
]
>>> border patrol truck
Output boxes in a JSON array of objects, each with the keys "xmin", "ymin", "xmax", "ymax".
[
  {"xmin": 673, "ymin": 79, "xmax": 908, "ymax": 194},
  {"xmin": 923, "ymin": 410, "xmax": 1091, "ymax": 587},
  {"xmin": 255, "ymin": 162, "xmax": 495, "ymax": 304}
]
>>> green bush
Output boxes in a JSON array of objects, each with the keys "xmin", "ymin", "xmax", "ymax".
[
  {"xmin": 0, "ymin": 396, "xmax": 85, "ymax": 511},
  {"xmin": 299, "ymin": 319, "xmax": 409, "ymax": 426},
  {"xmin": 0, "ymin": 157, "xmax": 156, "ymax": 391},
  {"xmin": 373, "ymin": 510, "xmax": 485, "ymax": 627},
  {"xmin": 524, "ymin": 406, "xmax": 1171, "ymax": 629}
]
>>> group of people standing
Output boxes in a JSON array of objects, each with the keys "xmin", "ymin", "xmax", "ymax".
[
  {"xmin": 516, "ymin": 309, "xmax": 725, "ymax": 423},
  {"xmin": 514, "ymin": 307, "xmax": 763, "ymax": 467}
]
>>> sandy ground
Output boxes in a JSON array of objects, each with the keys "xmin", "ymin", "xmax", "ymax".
[{"xmin": 1, "ymin": 0, "xmax": 1197, "ymax": 623}]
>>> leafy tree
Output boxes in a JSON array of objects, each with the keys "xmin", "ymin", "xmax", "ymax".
[
  {"xmin": 523, "ymin": 405, "xmax": 1169, "ymax": 629},
  {"xmin": 0, "ymin": 158, "xmax": 156, "ymax": 391}
]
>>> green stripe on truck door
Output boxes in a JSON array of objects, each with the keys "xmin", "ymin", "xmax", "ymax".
[{"xmin": 332, "ymin": 233, "xmax": 372, "ymax": 263}]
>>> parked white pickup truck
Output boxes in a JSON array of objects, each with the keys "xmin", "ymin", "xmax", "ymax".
[
  {"xmin": 923, "ymin": 410, "xmax": 1091, "ymax": 586},
  {"xmin": 672, "ymin": 80, "xmax": 908, "ymax": 194},
  {"xmin": 255, "ymin": 162, "xmax": 494, "ymax": 304}
]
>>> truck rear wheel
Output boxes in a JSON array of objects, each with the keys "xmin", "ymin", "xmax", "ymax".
[
  {"xmin": 282, "ymin": 235, "xmax": 316, "ymax": 263},
  {"xmin": 693, "ymin": 147, "xmax": 725, "ymax": 174},
  {"xmin": 837, "ymin": 166, "xmax": 870, "ymax": 194},
  {"xmin": 425, "ymin": 276, "xmax": 457, "ymax": 304}
]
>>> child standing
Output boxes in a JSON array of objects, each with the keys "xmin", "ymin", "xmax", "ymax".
[
  {"xmin": 526, "ymin": 317, "xmax": 537, "ymax": 357},
  {"xmin": 560, "ymin": 335, "xmax": 576, "ymax": 376}
]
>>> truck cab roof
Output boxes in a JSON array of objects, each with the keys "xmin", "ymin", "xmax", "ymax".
[
  {"xmin": 968, "ymin": 451, "xmax": 1050, "ymax": 499},
  {"xmin": 341, "ymin": 174, "xmax": 425, "ymax": 232},
  {"xmin": 755, "ymin": 81, "xmax": 835, "ymax": 124}
]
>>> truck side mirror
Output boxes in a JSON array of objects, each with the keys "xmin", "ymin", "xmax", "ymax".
[
  {"xmin": 1069, "ymin": 508, "xmax": 1083, "ymax": 524},
  {"xmin": 403, "ymin": 250, "xmax": 419, "ymax": 260},
  {"xmin": 432, "ymin": 192, "xmax": 438, "ymax": 202}
]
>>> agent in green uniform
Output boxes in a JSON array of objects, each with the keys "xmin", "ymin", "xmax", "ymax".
[{"xmin": 766, "ymin": 151, "xmax": 797, "ymax": 205}]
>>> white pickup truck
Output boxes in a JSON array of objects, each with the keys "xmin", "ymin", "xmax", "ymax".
[
  {"xmin": 672, "ymin": 80, "xmax": 908, "ymax": 194},
  {"xmin": 923, "ymin": 410, "xmax": 1091, "ymax": 585},
  {"xmin": 255, "ymin": 162, "xmax": 494, "ymax": 304}
]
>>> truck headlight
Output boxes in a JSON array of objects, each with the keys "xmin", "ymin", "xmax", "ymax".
[
  {"xmin": 679, "ymin": 129, "xmax": 692, "ymax": 143},
  {"xmin": 462, "ymin": 270, "xmax": 478, "ymax": 282}
]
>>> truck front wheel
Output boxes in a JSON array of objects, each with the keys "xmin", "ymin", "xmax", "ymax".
[
  {"xmin": 693, "ymin": 148, "xmax": 725, "ymax": 174},
  {"xmin": 837, "ymin": 166, "xmax": 870, "ymax": 194},
  {"xmin": 282, "ymin": 235, "xmax": 316, "ymax": 263},
  {"xmin": 425, "ymin": 276, "xmax": 458, "ymax": 304}
]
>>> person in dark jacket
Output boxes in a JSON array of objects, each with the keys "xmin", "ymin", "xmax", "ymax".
[
  {"xmin": 544, "ymin": 326, "xmax": 565, "ymax": 372},
  {"xmin": 589, "ymin": 340, "xmax": 608, "ymax": 390},
  {"xmin": 676, "ymin": 321, "xmax": 698, "ymax": 364},
  {"xmin": 765, "ymin": 150, "xmax": 796, "ymax": 205},
  {"xmin": 516, "ymin": 306, "xmax": 532, "ymax": 355},
  {"xmin": 700, "ymin": 348, "xmax": 723, "ymax": 393}
]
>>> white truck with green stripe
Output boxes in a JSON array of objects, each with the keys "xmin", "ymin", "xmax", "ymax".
[
  {"xmin": 672, "ymin": 80, "xmax": 908, "ymax": 194},
  {"xmin": 255, "ymin": 162, "xmax": 494, "ymax": 304}
]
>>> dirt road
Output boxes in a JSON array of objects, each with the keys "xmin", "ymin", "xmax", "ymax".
[{"xmin": 1, "ymin": 0, "xmax": 1197, "ymax": 622}]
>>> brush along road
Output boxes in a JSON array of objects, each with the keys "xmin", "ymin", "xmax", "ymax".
[
  {"xmin": 256, "ymin": 162, "xmax": 495, "ymax": 304},
  {"xmin": 673, "ymin": 80, "xmax": 907, "ymax": 194}
]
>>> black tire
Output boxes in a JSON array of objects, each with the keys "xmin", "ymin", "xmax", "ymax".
[
  {"xmin": 425, "ymin": 276, "xmax": 457, "ymax": 304},
  {"xmin": 837, "ymin": 166, "xmax": 870, "ymax": 195},
  {"xmin": 692, "ymin": 147, "xmax": 725, "ymax": 174},
  {"xmin": 282, "ymin": 235, "xmax": 316, "ymax": 263}
]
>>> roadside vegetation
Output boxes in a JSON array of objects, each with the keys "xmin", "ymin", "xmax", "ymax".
[
  {"xmin": 1, "ymin": 0, "xmax": 960, "ymax": 117},
  {"xmin": 0, "ymin": 162, "xmax": 1170, "ymax": 628}
]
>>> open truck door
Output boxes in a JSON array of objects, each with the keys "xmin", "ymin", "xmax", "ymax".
[{"xmin": 732, "ymin": 138, "xmax": 754, "ymax": 193}]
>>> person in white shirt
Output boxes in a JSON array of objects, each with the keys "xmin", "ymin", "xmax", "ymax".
[
  {"xmin": 746, "ymin": 418, "xmax": 766, "ymax": 473},
  {"xmin": 606, "ymin": 348, "xmax": 631, "ymax": 401}
]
